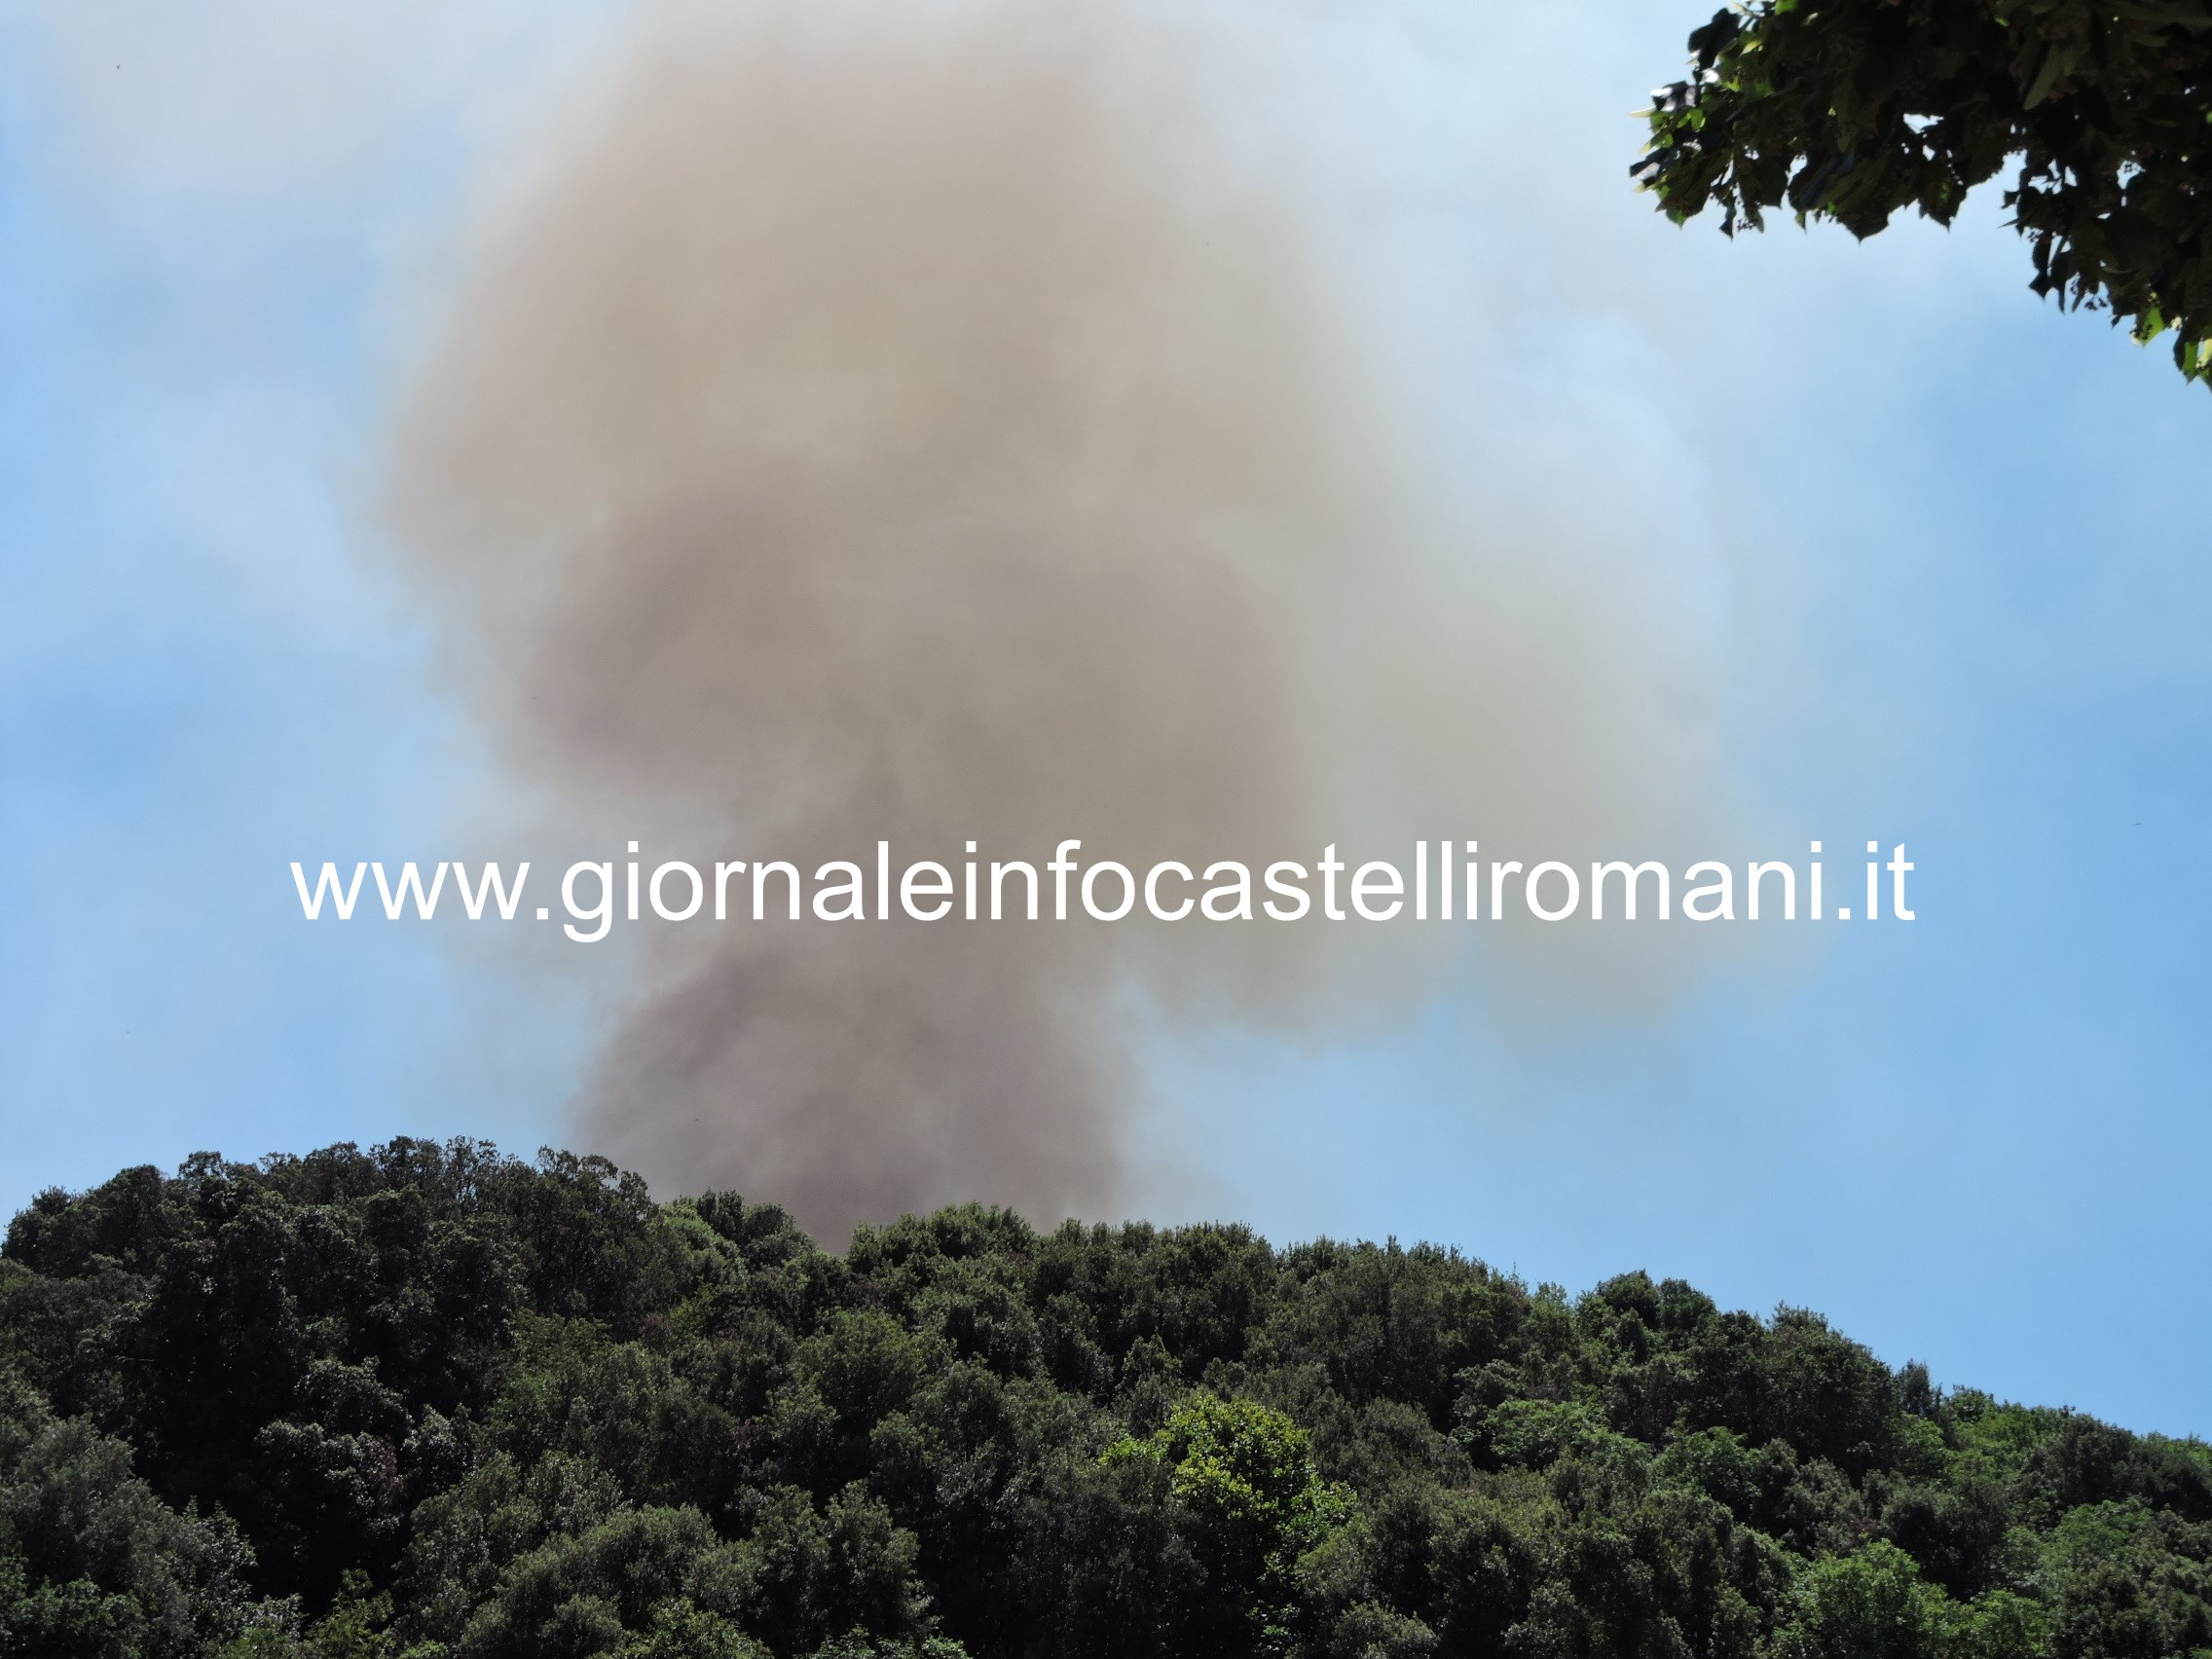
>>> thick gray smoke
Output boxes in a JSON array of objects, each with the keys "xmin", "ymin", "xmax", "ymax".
[{"xmin": 387, "ymin": 0, "xmax": 1753, "ymax": 1237}]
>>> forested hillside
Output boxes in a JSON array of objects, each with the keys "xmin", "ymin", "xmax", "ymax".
[{"xmin": 1, "ymin": 1141, "xmax": 2205, "ymax": 1659}]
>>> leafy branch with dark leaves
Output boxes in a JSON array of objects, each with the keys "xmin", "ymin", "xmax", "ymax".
[{"xmin": 1635, "ymin": 0, "xmax": 2212, "ymax": 387}]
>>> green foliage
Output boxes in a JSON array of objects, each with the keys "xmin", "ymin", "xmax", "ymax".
[
  {"xmin": 610, "ymin": 1604, "xmax": 767, "ymax": 1659},
  {"xmin": 1104, "ymin": 1395, "xmax": 1355, "ymax": 1652},
  {"xmin": 0, "ymin": 1364, "xmax": 296, "ymax": 1656},
  {"xmin": 1773, "ymin": 1540, "xmax": 2046, "ymax": 1658},
  {"xmin": 3, "ymin": 1139, "xmax": 2208, "ymax": 1657},
  {"xmin": 301, "ymin": 1570, "xmax": 394, "ymax": 1658},
  {"xmin": 1637, "ymin": 0, "xmax": 2212, "ymax": 387}
]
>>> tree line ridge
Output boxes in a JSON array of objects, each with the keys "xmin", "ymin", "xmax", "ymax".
[{"xmin": 1, "ymin": 1139, "xmax": 2205, "ymax": 1657}]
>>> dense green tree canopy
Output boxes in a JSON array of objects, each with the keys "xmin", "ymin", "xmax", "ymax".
[
  {"xmin": 1636, "ymin": 0, "xmax": 2212, "ymax": 388},
  {"xmin": 2, "ymin": 1140, "xmax": 2207, "ymax": 1657}
]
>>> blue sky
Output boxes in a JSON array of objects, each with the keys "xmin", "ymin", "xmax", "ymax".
[{"xmin": 2, "ymin": 0, "xmax": 2207, "ymax": 1438}]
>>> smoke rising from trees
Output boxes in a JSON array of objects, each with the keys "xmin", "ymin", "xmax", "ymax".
[{"xmin": 386, "ymin": 0, "xmax": 1756, "ymax": 1237}]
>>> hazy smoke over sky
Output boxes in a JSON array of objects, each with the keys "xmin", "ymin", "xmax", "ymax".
[{"xmin": 387, "ymin": 0, "xmax": 1755, "ymax": 1237}]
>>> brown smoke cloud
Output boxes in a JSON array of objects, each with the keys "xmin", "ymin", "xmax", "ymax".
[{"xmin": 386, "ymin": 0, "xmax": 1763, "ymax": 1238}]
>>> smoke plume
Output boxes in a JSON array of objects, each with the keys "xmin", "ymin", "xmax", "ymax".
[{"xmin": 387, "ymin": 0, "xmax": 1752, "ymax": 1237}]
